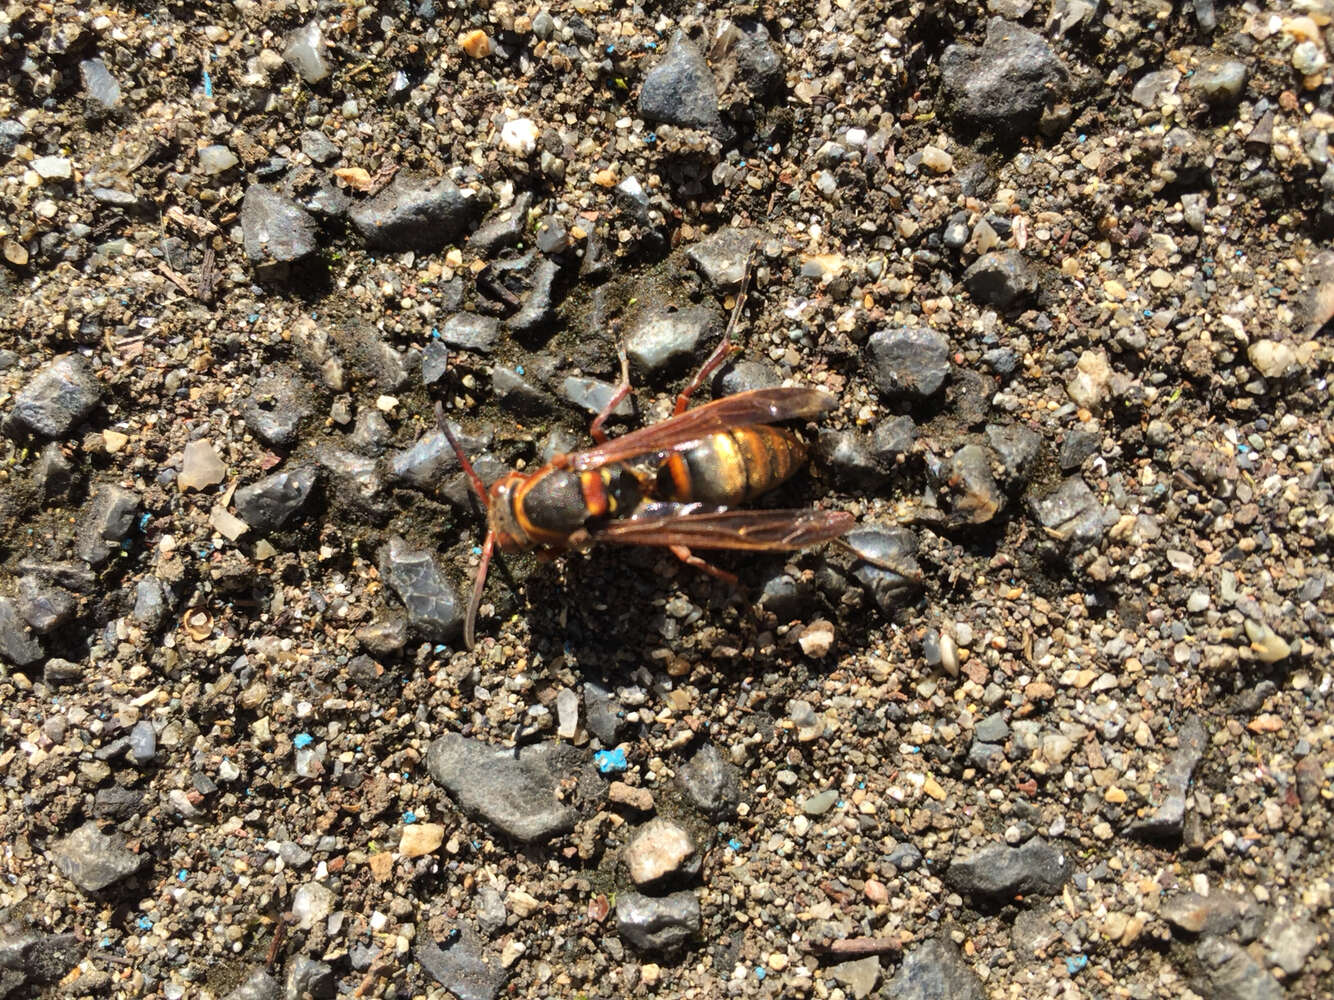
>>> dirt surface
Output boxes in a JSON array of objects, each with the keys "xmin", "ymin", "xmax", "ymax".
[{"xmin": 0, "ymin": 1, "xmax": 1331, "ymax": 998}]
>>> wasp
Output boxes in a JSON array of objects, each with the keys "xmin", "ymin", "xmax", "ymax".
[{"xmin": 440, "ymin": 273, "xmax": 854, "ymax": 648}]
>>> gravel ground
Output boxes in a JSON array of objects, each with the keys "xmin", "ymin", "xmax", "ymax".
[{"xmin": 1, "ymin": 1, "xmax": 1331, "ymax": 998}]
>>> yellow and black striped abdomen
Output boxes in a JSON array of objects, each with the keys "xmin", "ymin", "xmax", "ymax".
[{"xmin": 657, "ymin": 426, "xmax": 808, "ymax": 506}]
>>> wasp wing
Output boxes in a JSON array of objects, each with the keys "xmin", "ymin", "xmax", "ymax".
[
  {"xmin": 569, "ymin": 387, "xmax": 836, "ymax": 472},
  {"xmin": 589, "ymin": 504, "xmax": 855, "ymax": 550}
]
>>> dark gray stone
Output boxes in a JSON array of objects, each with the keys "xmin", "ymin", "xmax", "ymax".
[
  {"xmin": 820, "ymin": 429, "xmax": 888, "ymax": 489},
  {"xmin": 49, "ymin": 821, "xmax": 143, "ymax": 893},
  {"xmin": 1130, "ymin": 715, "xmax": 1206, "ymax": 840},
  {"xmin": 33, "ymin": 441, "xmax": 75, "ymax": 502},
  {"xmin": 43, "ymin": 658, "xmax": 82, "ymax": 686},
  {"xmin": 943, "ymin": 443, "xmax": 1002, "ymax": 524},
  {"xmin": 872, "ymin": 415, "xmax": 916, "ymax": 461},
  {"xmin": 241, "ymin": 185, "xmax": 319, "ymax": 265},
  {"xmin": 615, "ymin": 891, "xmax": 701, "ymax": 953},
  {"xmin": 468, "ymin": 193, "xmax": 533, "ymax": 256},
  {"xmin": 349, "ymin": 410, "xmax": 392, "ymax": 456},
  {"xmin": 1192, "ymin": 57, "xmax": 1249, "ymax": 108},
  {"xmin": 534, "ymin": 216, "xmax": 569, "ymax": 255},
  {"xmin": 845, "ymin": 525, "xmax": 922, "ymax": 611},
  {"xmin": 224, "ymin": 969, "xmax": 281, "ymax": 1000},
  {"xmin": 677, "ymin": 743, "xmax": 741, "ymax": 818},
  {"xmin": 1029, "ymin": 476, "xmax": 1105, "ymax": 555},
  {"xmin": 9, "ymin": 355, "xmax": 100, "ymax": 439},
  {"xmin": 758, "ymin": 571, "xmax": 813, "ymax": 622},
  {"xmin": 974, "ymin": 713, "xmax": 1010, "ymax": 744},
  {"xmin": 416, "ymin": 928, "xmax": 508, "ymax": 1000},
  {"xmin": 379, "ymin": 537, "xmax": 461, "ymax": 641},
  {"xmin": 639, "ymin": 31, "xmax": 720, "ymax": 131},
  {"xmin": 626, "ymin": 304, "xmax": 722, "ymax": 375},
  {"xmin": 92, "ymin": 786, "xmax": 143, "ymax": 822},
  {"xmin": 867, "ymin": 327, "xmax": 950, "ymax": 400},
  {"xmin": 132, "ymin": 577, "xmax": 168, "ymax": 629},
  {"xmin": 242, "ymin": 372, "xmax": 312, "ymax": 448},
  {"xmin": 945, "ymin": 836, "xmax": 1070, "ymax": 901},
  {"xmin": 1058, "ymin": 426, "xmax": 1100, "ymax": 471},
  {"xmin": 426, "ymin": 733, "xmax": 599, "ymax": 841},
  {"xmin": 76, "ymin": 485, "xmax": 140, "ymax": 567},
  {"xmin": 1161, "ymin": 891, "xmax": 1249, "ymax": 937},
  {"xmin": 128, "ymin": 719, "xmax": 156, "ymax": 766},
  {"xmin": 583, "ymin": 681, "xmax": 627, "ymax": 745},
  {"xmin": 283, "ymin": 956, "xmax": 334, "ymax": 1000},
  {"xmin": 940, "ymin": 18, "xmax": 1069, "ymax": 135},
  {"xmin": 387, "ymin": 424, "xmax": 489, "ymax": 492},
  {"xmin": 350, "ymin": 174, "xmax": 489, "ymax": 251},
  {"xmin": 685, "ymin": 227, "xmax": 760, "ymax": 291},
  {"xmin": 887, "ymin": 841, "xmax": 923, "ymax": 871},
  {"xmin": 715, "ymin": 359, "xmax": 780, "ymax": 396},
  {"xmin": 299, "ymin": 130, "xmax": 340, "ymax": 164},
  {"xmin": 507, "ymin": 258, "xmax": 561, "ymax": 338},
  {"xmin": 720, "ymin": 18, "xmax": 784, "ymax": 100},
  {"xmin": 985, "ymin": 423, "xmax": 1041, "ymax": 492},
  {"xmin": 0, "ymin": 598, "xmax": 43, "ymax": 667},
  {"xmin": 79, "ymin": 58, "xmax": 121, "ymax": 109},
  {"xmin": 234, "ymin": 467, "xmax": 320, "ymax": 533},
  {"xmin": 1195, "ymin": 936, "xmax": 1284, "ymax": 1000},
  {"xmin": 0, "ymin": 927, "xmax": 81, "ymax": 995},
  {"xmin": 421, "ymin": 340, "xmax": 450, "ymax": 385},
  {"xmin": 884, "ymin": 936, "xmax": 985, "ymax": 1000},
  {"xmin": 492, "ymin": 366, "xmax": 555, "ymax": 415},
  {"xmin": 0, "ymin": 120, "xmax": 26, "ymax": 160},
  {"xmin": 560, "ymin": 376, "xmax": 637, "ymax": 420},
  {"xmin": 16, "ymin": 575, "xmax": 75, "ymax": 634},
  {"xmin": 439, "ymin": 313, "xmax": 503, "ymax": 354},
  {"xmin": 963, "ymin": 250, "xmax": 1039, "ymax": 310}
]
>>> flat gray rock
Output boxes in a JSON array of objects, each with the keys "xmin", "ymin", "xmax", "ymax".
[
  {"xmin": 1130, "ymin": 715, "xmax": 1207, "ymax": 839},
  {"xmin": 8, "ymin": 355, "xmax": 100, "ymax": 439},
  {"xmin": 241, "ymin": 184, "xmax": 318, "ymax": 265},
  {"xmin": 49, "ymin": 821, "xmax": 142, "ymax": 893},
  {"xmin": 638, "ymin": 31, "xmax": 720, "ymax": 131},
  {"xmin": 416, "ymin": 927, "xmax": 508, "ymax": 1000},
  {"xmin": 615, "ymin": 890, "xmax": 701, "ymax": 953},
  {"xmin": 350, "ymin": 174, "xmax": 488, "ymax": 251},
  {"xmin": 378, "ymin": 537, "xmax": 461, "ymax": 641},
  {"xmin": 884, "ymin": 936, "xmax": 984, "ymax": 1000},
  {"xmin": 867, "ymin": 327, "xmax": 950, "ymax": 400},
  {"xmin": 945, "ymin": 836, "xmax": 1070, "ymax": 901},
  {"xmin": 427, "ymin": 733, "xmax": 599, "ymax": 842}
]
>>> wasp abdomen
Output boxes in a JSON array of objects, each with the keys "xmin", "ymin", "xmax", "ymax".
[{"xmin": 658, "ymin": 427, "xmax": 807, "ymax": 506}]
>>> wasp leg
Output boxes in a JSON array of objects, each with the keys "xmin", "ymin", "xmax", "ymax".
[
  {"xmin": 673, "ymin": 255, "xmax": 753, "ymax": 415},
  {"xmin": 589, "ymin": 337, "xmax": 633, "ymax": 445},
  {"xmin": 670, "ymin": 545, "xmax": 739, "ymax": 586}
]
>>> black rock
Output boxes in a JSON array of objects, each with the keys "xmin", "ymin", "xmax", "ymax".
[
  {"xmin": 492, "ymin": 366, "xmax": 555, "ymax": 415},
  {"xmin": 48, "ymin": 821, "xmax": 143, "ymax": 893},
  {"xmin": 677, "ymin": 743, "xmax": 741, "ymax": 818},
  {"xmin": 962, "ymin": 250, "xmax": 1039, "ymax": 310},
  {"xmin": 940, "ymin": 18, "xmax": 1070, "ymax": 136},
  {"xmin": 719, "ymin": 18, "xmax": 784, "ymax": 100},
  {"xmin": 583, "ymin": 681, "xmax": 628, "ymax": 746},
  {"xmin": 387, "ymin": 424, "xmax": 489, "ymax": 492},
  {"xmin": 76, "ymin": 485, "xmax": 140, "ymax": 567},
  {"xmin": 416, "ymin": 928, "xmax": 509, "ymax": 1000},
  {"xmin": 685, "ymin": 228, "xmax": 760, "ymax": 291},
  {"xmin": 349, "ymin": 410, "xmax": 392, "ymax": 456},
  {"xmin": 819, "ymin": 429, "xmax": 888, "ymax": 489},
  {"xmin": 233, "ymin": 466, "xmax": 319, "ymax": 534},
  {"xmin": 534, "ymin": 216, "xmax": 569, "ymax": 255},
  {"xmin": 639, "ymin": 31, "xmax": 721, "ymax": 132},
  {"xmin": 884, "ymin": 936, "xmax": 985, "ymax": 1000},
  {"xmin": 985, "ymin": 423, "xmax": 1041, "ymax": 492},
  {"xmin": 379, "ymin": 537, "xmax": 461, "ymax": 641},
  {"xmin": 942, "ymin": 444, "xmax": 1002, "ymax": 524},
  {"xmin": 507, "ymin": 258, "xmax": 561, "ymax": 338},
  {"xmin": 626, "ymin": 304, "xmax": 722, "ymax": 376},
  {"xmin": 1058, "ymin": 426, "xmax": 1100, "ymax": 471},
  {"xmin": 93, "ymin": 785, "xmax": 143, "ymax": 821},
  {"xmin": 0, "ymin": 598, "xmax": 44, "ymax": 667},
  {"xmin": 887, "ymin": 841, "xmax": 923, "ymax": 872},
  {"xmin": 8, "ymin": 355, "xmax": 100, "ymax": 439},
  {"xmin": 945, "ymin": 836, "xmax": 1070, "ymax": 901},
  {"xmin": 844, "ymin": 525, "xmax": 921, "ymax": 612},
  {"xmin": 867, "ymin": 327, "xmax": 950, "ymax": 400},
  {"xmin": 1029, "ymin": 477, "xmax": 1105, "ymax": 555},
  {"xmin": 242, "ymin": 372, "xmax": 312, "ymax": 448},
  {"xmin": 1195, "ymin": 936, "xmax": 1284, "ymax": 1000},
  {"xmin": 241, "ymin": 184, "xmax": 319, "ymax": 265},
  {"xmin": 132, "ymin": 577, "xmax": 168, "ymax": 629},
  {"xmin": 439, "ymin": 313, "xmax": 503, "ymax": 354},
  {"xmin": 350, "ymin": 174, "xmax": 489, "ymax": 251},
  {"xmin": 468, "ymin": 193, "xmax": 533, "ymax": 256},
  {"xmin": 0, "ymin": 120, "xmax": 26, "ymax": 160},
  {"xmin": 758, "ymin": 571, "xmax": 813, "ymax": 622},
  {"xmin": 0, "ymin": 926, "xmax": 82, "ymax": 995},
  {"xmin": 615, "ymin": 891, "xmax": 701, "ymax": 953},
  {"xmin": 426, "ymin": 733, "xmax": 599, "ymax": 841},
  {"xmin": 223, "ymin": 970, "xmax": 281, "ymax": 1000},
  {"xmin": 982, "ymin": 347, "xmax": 1019, "ymax": 376},
  {"xmin": 1130, "ymin": 715, "xmax": 1206, "ymax": 840},
  {"xmin": 16, "ymin": 575, "xmax": 76, "ymax": 634}
]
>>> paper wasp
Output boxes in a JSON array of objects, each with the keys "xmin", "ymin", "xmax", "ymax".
[{"xmin": 440, "ymin": 270, "xmax": 855, "ymax": 648}]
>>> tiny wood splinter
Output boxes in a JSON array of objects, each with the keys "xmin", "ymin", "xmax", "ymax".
[{"xmin": 440, "ymin": 263, "xmax": 855, "ymax": 648}]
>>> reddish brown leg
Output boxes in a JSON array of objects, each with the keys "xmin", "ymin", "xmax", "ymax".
[
  {"xmin": 589, "ymin": 338, "xmax": 632, "ymax": 445},
  {"xmin": 670, "ymin": 545, "xmax": 739, "ymax": 585},
  {"xmin": 673, "ymin": 255, "xmax": 754, "ymax": 415}
]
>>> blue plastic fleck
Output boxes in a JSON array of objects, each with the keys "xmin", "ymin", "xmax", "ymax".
[
  {"xmin": 728, "ymin": 838, "xmax": 742, "ymax": 851},
  {"xmin": 293, "ymin": 733, "xmax": 314, "ymax": 749},
  {"xmin": 594, "ymin": 748, "xmax": 628, "ymax": 774},
  {"xmin": 203, "ymin": 70, "xmax": 212, "ymax": 98},
  {"xmin": 137, "ymin": 916, "xmax": 153, "ymax": 930},
  {"xmin": 138, "ymin": 513, "xmax": 151, "ymax": 531},
  {"xmin": 1066, "ymin": 955, "xmax": 1088, "ymax": 975},
  {"xmin": 404, "ymin": 811, "xmax": 417, "ymax": 824},
  {"xmin": 515, "ymin": 365, "xmax": 524, "ymax": 375},
  {"xmin": 755, "ymin": 967, "xmax": 766, "ymax": 980},
  {"xmin": 178, "ymin": 869, "xmax": 188, "ymax": 882}
]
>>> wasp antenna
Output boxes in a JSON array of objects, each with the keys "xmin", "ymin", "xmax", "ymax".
[
  {"xmin": 436, "ymin": 402, "xmax": 489, "ymax": 509},
  {"xmin": 463, "ymin": 529, "xmax": 495, "ymax": 649}
]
